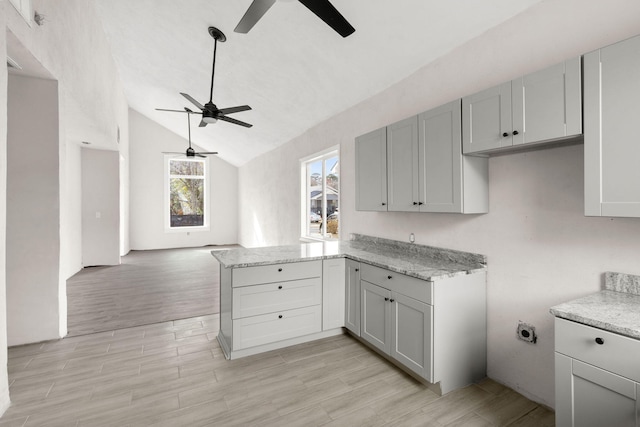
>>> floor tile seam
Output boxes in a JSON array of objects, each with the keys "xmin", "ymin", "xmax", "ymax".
[
  {"xmin": 274, "ymin": 382, "xmax": 358, "ymax": 416},
  {"xmin": 322, "ymin": 381, "xmax": 402, "ymax": 417},
  {"xmin": 501, "ymin": 405, "xmax": 545, "ymax": 426},
  {"xmin": 365, "ymin": 392, "xmax": 436, "ymax": 424}
]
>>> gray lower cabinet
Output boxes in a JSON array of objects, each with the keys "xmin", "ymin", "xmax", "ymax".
[
  {"xmin": 554, "ymin": 317, "xmax": 640, "ymax": 426},
  {"xmin": 219, "ymin": 259, "xmax": 342, "ymax": 359},
  {"xmin": 357, "ymin": 263, "xmax": 486, "ymax": 394},
  {"xmin": 344, "ymin": 259, "xmax": 361, "ymax": 335},
  {"xmin": 462, "ymin": 57, "xmax": 581, "ymax": 155},
  {"xmin": 361, "ymin": 280, "xmax": 432, "ymax": 379},
  {"xmin": 584, "ymin": 34, "xmax": 640, "ymax": 217}
]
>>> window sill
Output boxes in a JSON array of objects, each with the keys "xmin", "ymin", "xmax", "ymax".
[{"xmin": 165, "ymin": 226, "xmax": 210, "ymax": 234}]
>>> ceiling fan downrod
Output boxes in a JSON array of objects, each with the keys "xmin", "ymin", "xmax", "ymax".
[{"xmin": 207, "ymin": 27, "xmax": 226, "ymax": 105}]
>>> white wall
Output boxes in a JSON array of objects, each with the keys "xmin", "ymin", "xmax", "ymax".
[
  {"xmin": 2, "ymin": 0, "xmax": 130, "ymax": 350},
  {"xmin": 0, "ymin": 0, "xmax": 12, "ymax": 415},
  {"xmin": 129, "ymin": 109, "xmax": 238, "ymax": 249},
  {"xmin": 238, "ymin": 0, "xmax": 640, "ymax": 407},
  {"xmin": 6, "ymin": 74, "xmax": 61, "ymax": 346},
  {"xmin": 82, "ymin": 148, "xmax": 120, "ymax": 266}
]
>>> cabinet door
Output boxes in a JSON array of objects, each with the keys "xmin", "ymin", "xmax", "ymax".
[
  {"xmin": 322, "ymin": 258, "xmax": 345, "ymax": 331},
  {"xmin": 390, "ymin": 292, "xmax": 433, "ymax": 380},
  {"xmin": 512, "ymin": 57, "xmax": 582, "ymax": 146},
  {"xmin": 387, "ymin": 116, "xmax": 419, "ymax": 212},
  {"xmin": 585, "ymin": 35, "xmax": 640, "ymax": 217},
  {"xmin": 555, "ymin": 353, "xmax": 638, "ymax": 427},
  {"xmin": 361, "ymin": 280, "xmax": 391, "ymax": 354},
  {"xmin": 355, "ymin": 128, "xmax": 388, "ymax": 211},
  {"xmin": 344, "ymin": 259, "xmax": 361, "ymax": 336},
  {"xmin": 418, "ymin": 100, "xmax": 463, "ymax": 213},
  {"xmin": 462, "ymin": 81, "xmax": 512, "ymax": 154}
]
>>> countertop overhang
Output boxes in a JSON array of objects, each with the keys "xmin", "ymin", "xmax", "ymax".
[
  {"xmin": 211, "ymin": 234, "xmax": 486, "ymax": 281},
  {"xmin": 550, "ymin": 272, "xmax": 640, "ymax": 340}
]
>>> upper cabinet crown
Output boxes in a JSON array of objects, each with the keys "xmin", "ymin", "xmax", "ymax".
[
  {"xmin": 356, "ymin": 100, "xmax": 488, "ymax": 214},
  {"xmin": 462, "ymin": 57, "xmax": 582, "ymax": 155},
  {"xmin": 584, "ymin": 35, "xmax": 640, "ymax": 217}
]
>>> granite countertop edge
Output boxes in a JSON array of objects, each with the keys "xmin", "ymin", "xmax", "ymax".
[
  {"xmin": 550, "ymin": 289, "xmax": 640, "ymax": 340},
  {"xmin": 211, "ymin": 237, "xmax": 486, "ymax": 281}
]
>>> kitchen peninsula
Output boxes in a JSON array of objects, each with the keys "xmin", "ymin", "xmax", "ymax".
[{"xmin": 212, "ymin": 234, "xmax": 487, "ymax": 394}]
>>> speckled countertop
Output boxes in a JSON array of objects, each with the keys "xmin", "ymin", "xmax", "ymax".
[
  {"xmin": 550, "ymin": 272, "xmax": 640, "ymax": 340},
  {"xmin": 211, "ymin": 234, "xmax": 486, "ymax": 281}
]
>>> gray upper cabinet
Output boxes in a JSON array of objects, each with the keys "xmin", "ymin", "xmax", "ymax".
[
  {"xmin": 387, "ymin": 116, "xmax": 419, "ymax": 212},
  {"xmin": 355, "ymin": 127, "xmax": 387, "ymax": 211},
  {"xmin": 463, "ymin": 57, "xmax": 582, "ymax": 155},
  {"xmin": 462, "ymin": 82, "xmax": 512, "ymax": 154},
  {"xmin": 584, "ymin": 35, "xmax": 640, "ymax": 217},
  {"xmin": 419, "ymin": 100, "xmax": 488, "ymax": 214},
  {"xmin": 356, "ymin": 101, "xmax": 488, "ymax": 214}
]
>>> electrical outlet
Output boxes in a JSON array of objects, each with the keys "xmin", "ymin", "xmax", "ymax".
[{"xmin": 516, "ymin": 321, "xmax": 537, "ymax": 344}]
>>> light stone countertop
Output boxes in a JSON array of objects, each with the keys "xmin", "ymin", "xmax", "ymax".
[
  {"xmin": 550, "ymin": 272, "xmax": 640, "ymax": 340},
  {"xmin": 211, "ymin": 234, "xmax": 486, "ymax": 281}
]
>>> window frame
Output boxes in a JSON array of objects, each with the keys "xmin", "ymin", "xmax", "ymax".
[
  {"xmin": 164, "ymin": 154, "xmax": 210, "ymax": 233},
  {"xmin": 300, "ymin": 145, "xmax": 340, "ymax": 242}
]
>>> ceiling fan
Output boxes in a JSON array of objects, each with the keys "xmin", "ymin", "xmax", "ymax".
[
  {"xmin": 235, "ymin": 0, "xmax": 355, "ymax": 38},
  {"xmin": 163, "ymin": 108, "xmax": 219, "ymax": 158},
  {"xmin": 157, "ymin": 26, "xmax": 252, "ymax": 128}
]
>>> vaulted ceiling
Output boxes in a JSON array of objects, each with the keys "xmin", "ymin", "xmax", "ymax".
[{"xmin": 93, "ymin": 0, "xmax": 540, "ymax": 166}]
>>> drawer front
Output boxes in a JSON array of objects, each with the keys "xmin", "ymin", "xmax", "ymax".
[
  {"xmin": 232, "ymin": 305, "xmax": 322, "ymax": 350},
  {"xmin": 232, "ymin": 260, "xmax": 322, "ymax": 287},
  {"xmin": 232, "ymin": 277, "xmax": 321, "ymax": 319},
  {"xmin": 555, "ymin": 317, "xmax": 640, "ymax": 382},
  {"xmin": 360, "ymin": 263, "xmax": 432, "ymax": 304}
]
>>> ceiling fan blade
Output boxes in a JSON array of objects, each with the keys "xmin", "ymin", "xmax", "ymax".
[
  {"xmin": 198, "ymin": 119, "xmax": 208, "ymax": 127},
  {"xmin": 218, "ymin": 115, "xmax": 253, "ymax": 128},
  {"xmin": 180, "ymin": 93, "xmax": 205, "ymax": 110},
  {"xmin": 162, "ymin": 152, "xmax": 186, "ymax": 155},
  {"xmin": 197, "ymin": 152, "xmax": 219, "ymax": 155},
  {"xmin": 156, "ymin": 108, "xmax": 192, "ymax": 113},
  {"xmin": 235, "ymin": 0, "xmax": 277, "ymax": 33},
  {"xmin": 195, "ymin": 153, "xmax": 207, "ymax": 158},
  {"xmin": 298, "ymin": 0, "xmax": 355, "ymax": 37},
  {"xmin": 217, "ymin": 105, "xmax": 252, "ymax": 115}
]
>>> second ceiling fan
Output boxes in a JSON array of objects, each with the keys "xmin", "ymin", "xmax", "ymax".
[
  {"xmin": 158, "ymin": 26, "xmax": 253, "ymax": 128},
  {"xmin": 235, "ymin": 0, "xmax": 355, "ymax": 38}
]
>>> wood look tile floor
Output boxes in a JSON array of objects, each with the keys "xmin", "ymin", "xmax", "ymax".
[
  {"xmin": 2, "ymin": 316, "xmax": 554, "ymax": 426},
  {"xmin": 66, "ymin": 247, "xmax": 233, "ymax": 336}
]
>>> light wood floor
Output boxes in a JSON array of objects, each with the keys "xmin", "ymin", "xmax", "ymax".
[
  {"xmin": 66, "ymin": 247, "xmax": 232, "ymax": 336},
  {"xmin": 2, "ymin": 315, "xmax": 554, "ymax": 426},
  {"xmin": 3, "ymin": 246, "xmax": 555, "ymax": 425}
]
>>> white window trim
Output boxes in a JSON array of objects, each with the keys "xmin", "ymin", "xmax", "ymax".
[
  {"xmin": 164, "ymin": 154, "xmax": 210, "ymax": 233},
  {"xmin": 300, "ymin": 145, "xmax": 340, "ymax": 242},
  {"xmin": 9, "ymin": 0, "xmax": 33, "ymax": 26}
]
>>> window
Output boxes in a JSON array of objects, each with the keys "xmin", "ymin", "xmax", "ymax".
[
  {"xmin": 165, "ymin": 156, "xmax": 209, "ymax": 231},
  {"xmin": 301, "ymin": 147, "xmax": 339, "ymax": 241}
]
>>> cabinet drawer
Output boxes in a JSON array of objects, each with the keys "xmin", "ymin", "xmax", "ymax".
[
  {"xmin": 232, "ymin": 260, "xmax": 322, "ymax": 287},
  {"xmin": 232, "ymin": 305, "xmax": 322, "ymax": 350},
  {"xmin": 361, "ymin": 263, "xmax": 432, "ymax": 304},
  {"xmin": 555, "ymin": 318, "xmax": 640, "ymax": 382},
  {"xmin": 232, "ymin": 278, "xmax": 321, "ymax": 319}
]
